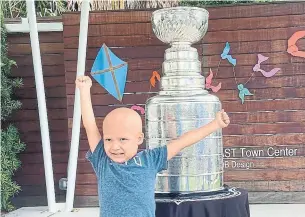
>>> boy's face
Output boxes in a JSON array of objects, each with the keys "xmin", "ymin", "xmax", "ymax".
[
  {"xmin": 102, "ymin": 108, "xmax": 144, "ymax": 163},
  {"xmin": 103, "ymin": 130, "xmax": 143, "ymax": 163}
]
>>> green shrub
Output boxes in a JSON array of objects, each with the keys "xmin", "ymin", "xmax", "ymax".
[
  {"xmin": 1, "ymin": 12, "xmax": 25, "ymax": 212},
  {"xmin": 1, "ymin": 126, "xmax": 25, "ymax": 212}
]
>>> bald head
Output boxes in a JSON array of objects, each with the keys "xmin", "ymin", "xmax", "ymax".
[
  {"xmin": 102, "ymin": 107, "xmax": 144, "ymax": 163},
  {"xmin": 103, "ymin": 107, "xmax": 143, "ymax": 134}
]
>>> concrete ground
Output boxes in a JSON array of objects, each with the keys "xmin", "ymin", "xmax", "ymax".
[{"xmin": 2, "ymin": 204, "xmax": 305, "ymax": 217}]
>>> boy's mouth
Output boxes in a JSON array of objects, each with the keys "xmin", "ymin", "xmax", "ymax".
[{"xmin": 111, "ymin": 152, "xmax": 124, "ymax": 156}]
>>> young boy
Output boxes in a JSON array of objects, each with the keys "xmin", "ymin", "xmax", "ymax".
[{"xmin": 76, "ymin": 75, "xmax": 230, "ymax": 217}]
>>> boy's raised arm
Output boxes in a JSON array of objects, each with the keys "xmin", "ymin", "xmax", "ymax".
[
  {"xmin": 167, "ymin": 110, "xmax": 230, "ymax": 161},
  {"xmin": 76, "ymin": 75, "xmax": 101, "ymax": 152}
]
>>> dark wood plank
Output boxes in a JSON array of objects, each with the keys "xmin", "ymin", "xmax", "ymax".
[
  {"xmin": 19, "ymin": 152, "xmax": 69, "ymax": 164},
  {"xmin": 63, "ymin": 22, "xmax": 153, "ymax": 37},
  {"xmin": 17, "ymin": 163, "xmax": 67, "ymax": 175},
  {"xmin": 14, "ymin": 173, "xmax": 65, "ymax": 186},
  {"xmin": 15, "ymin": 185, "xmax": 64, "ymax": 196},
  {"xmin": 207, "ymin": 14, "xmax": 305, "ymax": 32},
  {"xmin": 8, "ymin": 43, "xmax": 64, "ymax": 55},
  {"xmin": 63, "ymin": 10, "xmax": 153, "ymax": 25},
  {"xmin": 19, "ymin": 98, "xmax": 67, "ymax": 109},
  {"xmin": 23, "ymin": 141, "xmax": 70, "ymax": 153},
  {"xmin": 207, "ymin": 2, "xmax": 305, "ymax": 19},
  {"xmin": 216, "ymin": 87, "xmax": 305, "ymax": 101},
  {"xmin": 224, "ymin": 169, "xmax": 305, "ymax": 181},
  {"xmin": 10, "ymin": 109, "xmax": 68, "ymax": 121},
  {"xmin": 7, "ymin": 32, "xmax": 63, "ymax": 44},
  {"xmin": 224, "ymin": 134, "xmax": 305, "ymax": 147},
  {"xmin": 13, "ymin": 119, "xmax": 68, "ymax": 133},
  {"xmin": 15, "ymin": 86, "xmax": 67, "ymax": 99},
  {"xmin": 63, "ymin": 35, "xmax": 164, "ymax": 48},
  {"xmin": 12, "ymin": 54, "xmax": 64, "ymax": 66},
  {"xmin": 203, "ymin": 27, "xmax": 305, "ymax": 44},
  {"xmin": 225, "ymin": 180, "xmax": 305, "ymax": 192},
  {"xmin": 20, "ymin": 77, "xmax": 66, "ymax": 88},
  {"xmin": 19, "ymin": 132, "xmax": 68, "ymax": 143},
  {"xmin": 228, "ymin": 110, "xmax": 305, "ymax": 123},
  {"xmin": 222, "ymin": 98, "xmax": 305, "ymax": 112},
  {"xmin": 11, "ymin": 65, "xmax": 65, "ymax": 77},
  {"xmin": 75, "ymin": 184, "xmax": 98, "ymax": 196}
]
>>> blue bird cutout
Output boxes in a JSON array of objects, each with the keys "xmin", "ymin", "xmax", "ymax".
[
  {"xmin": 90, "ymin": 44, "xmax": 128, "ymax": 101},
  {"xmin": 237, "ymin": 84, "xmax": 253, "ymax": 104},
  {"xmin": 221, "ymin": 42, "xmax": 237, "ymax": 66}
]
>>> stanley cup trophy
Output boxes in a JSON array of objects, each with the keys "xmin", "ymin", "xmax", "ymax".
[
  {"xmin": 145, "ymin": 7, "xmax": 250, "ymax": 217},
  {"xmin": 146, "ymin": 7, "xmax": 223, "ymax": 194}
]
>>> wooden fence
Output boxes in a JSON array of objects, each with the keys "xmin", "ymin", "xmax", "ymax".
[
  {"xmin": 8, "ymin": 30, "xmax": 69, "ymax": 205},
  {"xmin": 7, "ymin": 1, "xmax": 305, "ymax": 207}
]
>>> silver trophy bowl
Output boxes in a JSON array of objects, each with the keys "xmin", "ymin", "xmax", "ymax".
[{"xmin": 151, "ymin": 7, "xmax": 209, "ymax": 44}]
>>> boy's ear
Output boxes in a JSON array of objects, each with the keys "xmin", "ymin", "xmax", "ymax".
[{"xmin": 137, "ymin": 132, "xmax": 144, "ymax": 145}]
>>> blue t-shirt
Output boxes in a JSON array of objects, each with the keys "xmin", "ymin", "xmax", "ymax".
[{"xmin": 86, "ymin": 140, "xmax": 168, "ymax": 217}]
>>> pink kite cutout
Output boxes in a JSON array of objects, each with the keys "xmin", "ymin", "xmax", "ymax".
[
  {"xmin": 205, "ymin": 69, "xmax": 222, "ymax": 93},
  {"xmin": 253, "ymin": 54, "xmax": 281, "ymax": 78},
  {"xmin": 131, "ymin": 105, "xmax": 145, "ymax": 115}
]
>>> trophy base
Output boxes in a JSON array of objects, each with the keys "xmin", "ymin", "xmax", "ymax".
[{"xmin": 155, "ymin": 186, "xmax": 250, "ymax": 217}]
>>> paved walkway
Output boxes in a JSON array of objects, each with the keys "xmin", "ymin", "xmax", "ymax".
[{"xmin": 3, "ymin": 204, "xmax": 305, "ymax": 217}]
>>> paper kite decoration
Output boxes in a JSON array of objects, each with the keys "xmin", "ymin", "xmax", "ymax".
[
  {"xmin": 205, "ymin": 68, "xmax": 221, "ymax": 93},
  {"xmin": 287, "ymin": 31, "xmax": 305, "ymax": 58},
  {"xmin": 253, "ymin": 54, "xmax": 281, "ymax": 77},
  {"xmin": 131, "ymin": 105, "xmax": 145, "ymax": 115},
  {"xmin": 150, "ymin": 71, "xmax": 161, "ymax": 87},
  {"xmin": 221, "ymin": 42, "xmax": 236, "ymax": 66},
  {"xmin": 91, "ymin": 44, "xmax": 128, "ymax": 101},
  {"xmin": 237, "ymin": 84, "xmax": 253, "ymax": 104}
]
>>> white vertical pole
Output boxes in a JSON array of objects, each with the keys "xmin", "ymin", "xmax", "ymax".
[
  {"xmin": 65, "ymin": 0, "xmax": 90, "ymax": 212},
  {"xmin": 25, "ymin": 0, "xmax": 57, "ymax": 213}
]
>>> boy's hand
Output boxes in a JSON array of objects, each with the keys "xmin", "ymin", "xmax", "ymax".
[
  {"xmin": 75, "ymin": 75, "xmax": 92, "ymax": 91},
  {"xmin": 215, "ymin": 109, "xmax": 230, "ymax": 128}
]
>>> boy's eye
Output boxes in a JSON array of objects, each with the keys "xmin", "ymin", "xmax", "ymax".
[
  {"xmin": 120, "ymin": 138, "xmax": 127, "ymax": 141},
  {"xmin": 105, "ymin": 139, "xmax": 111, "ymax": 142}
]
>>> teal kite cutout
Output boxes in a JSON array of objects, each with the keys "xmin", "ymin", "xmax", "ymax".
[
  {"xmin": 90, "ymin": 44, "xmax": 128, "ymax": 101},
  {"xmin": 237, "ymin": 84, "xmax": 253, "ymax": 104}
]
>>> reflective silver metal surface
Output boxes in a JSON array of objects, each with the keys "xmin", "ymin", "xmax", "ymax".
[{"xmin": 146, "ymin": 7, "xmax": 224, "ymax": 193}]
